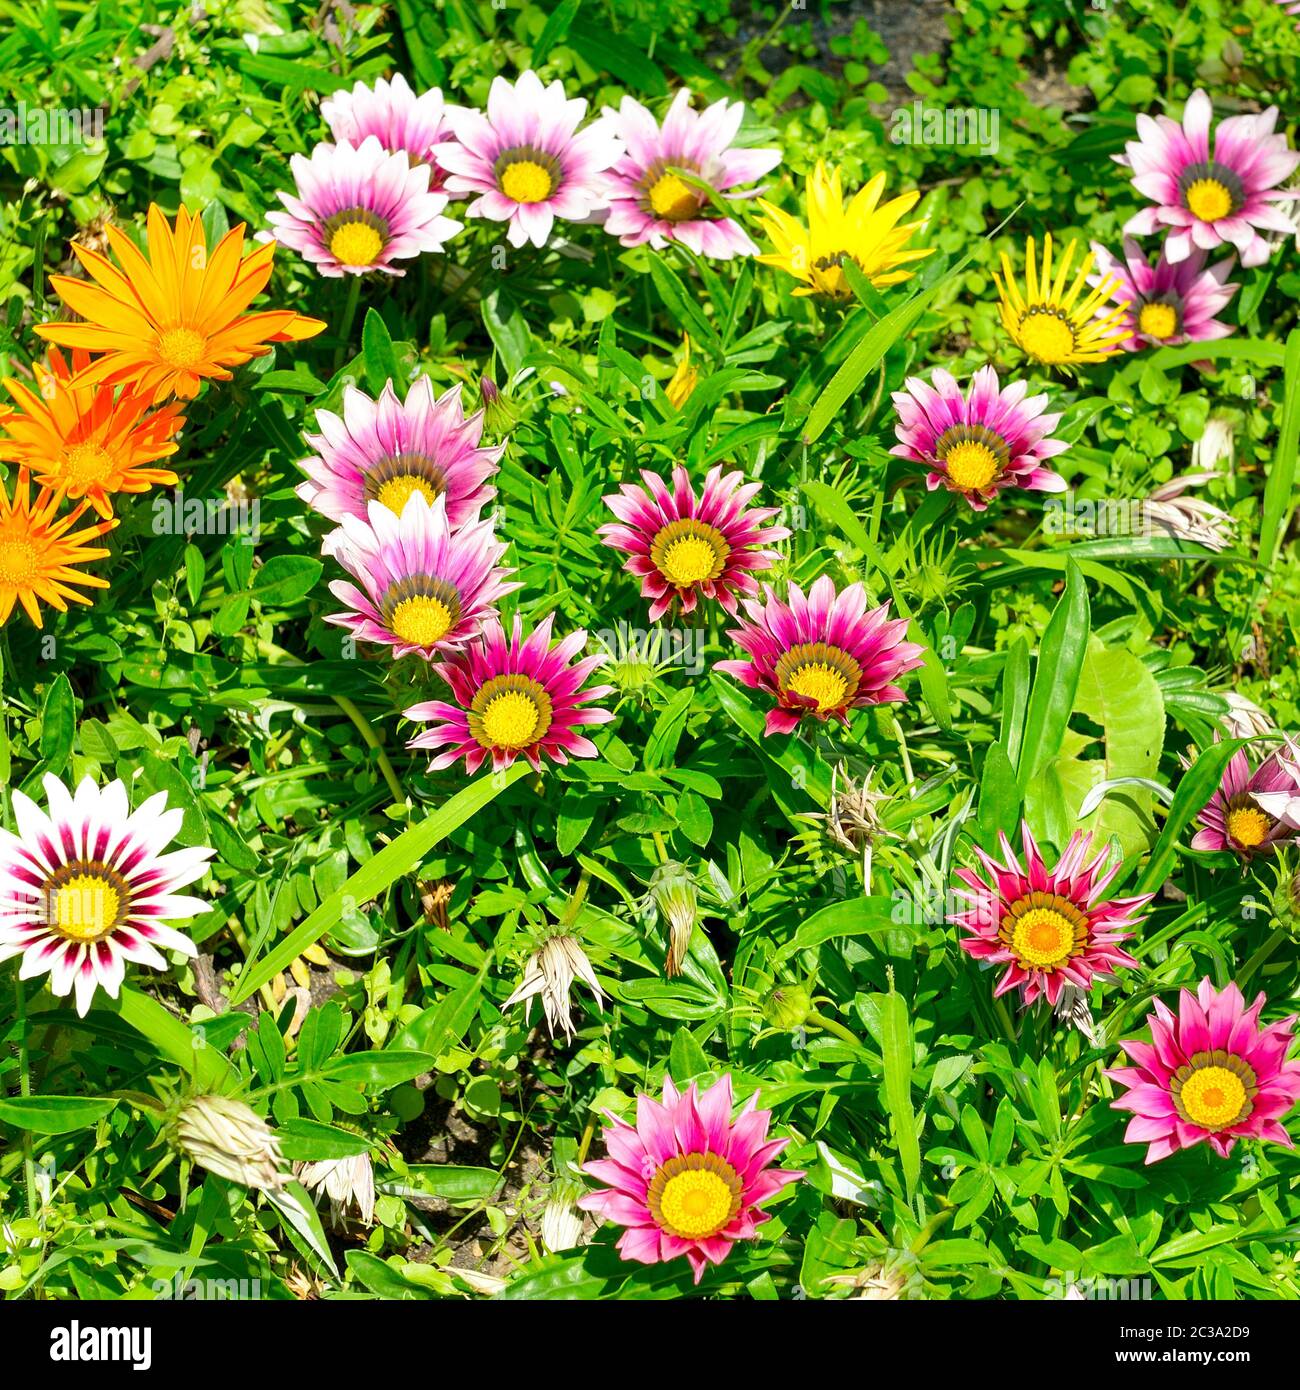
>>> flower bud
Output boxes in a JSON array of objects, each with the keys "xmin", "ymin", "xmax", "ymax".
[
  {"xmin": 173, "ymin": 1094, "xmax": 286, "ymax": 1193},
  {"xmin": 764, "ymin": 983, "xmax": 813, "ymax": 1031}
]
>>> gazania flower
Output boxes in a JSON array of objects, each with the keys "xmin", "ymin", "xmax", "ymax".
[
  {"xmin": 889, "ymin": 365, "xmax": 1068, "ymax": 510},
  {"xmin": 324, "ymin": 491, "xmax": 515, "ymax": 661},
  {"xmin": 0, "ymin": 348, "xmax": 183, "ymax": 518},
  {"xmin": 664, "ymin": 335, "xmax": 698, "ymax": 409},
  {"xmin": 1087, "ymin": 239, "xmax": 1238, "ymax": 351},
  {"xmin": 950, "ymin": 822, "xmax": 1150, "ymax": 1006},
  {"xmin": 1107, "ymin": 979, "xmax": 1300, "ymax": 1162},
  {"xmin": 36, "ymin": 205, "xmax": 325, "ymax": 403},
  {"xmin": 174, "ymin": 1094, "xmax": 286, "ymax": 1192},
  {"xmin": 502, "ymin": 934, "xmax": 605, "ymax": 1042},
  {"xmin": 756, "ymin": 161, "xmax": 933, "ymax": 299},
  {"xmin": 596, "ymin": 89, "xmax": 780, "ymax": 259},
  {"xmin": 1118, "ymin": 89, "xmax": 1300, "ymax": 269},
  {"xmin": 994, "ymin": 234, "xmax": 1129, "ymax": 367},
  {"xmin": 0, "ymin": 470, "xmax": 115, "ymax": 627},
  {"xmin": 1142, "ymin": 468, "xmax": 1237, "ymax": 551},
  {"xmin": 295, "ymin": 1152, "xmax": 376, "ymax": 1228},
  {"xmin": 578, "ymin": 1074, "xmax": 803, "ymax": 1284},
  {"xmin": 297, "ymin": 378, "xmax": 500, "ymax": 527},
  {"xmin": 716, "ymin": 576, "xmax": 924, "ymax": 736},
  {"xmin": 404, "ymin": 613, "xmax": 613, "ymax": 773},
  {"xmin": 435, "ymin": 70, "xmax": 622, "ymax": 249},
  {"xmin": 265, "ymin": 136, "xmax": 462, "ymax": 278},
  {"xmin": 0, "ymin": 774, "xmax": 213, "ymax": 1017},
  {"xmin": 598, "ymin": 465, "xmax": 789, "ymax": 622},
  {"xmin": 1190, "ymin": 743, "xmax": 1300, "ymax": 856},
  {"xmin": 321, "ymin": 73, "xmax": 456, "ymax": 186}
]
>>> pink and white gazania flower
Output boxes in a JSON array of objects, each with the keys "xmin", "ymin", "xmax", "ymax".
[
  {"xmin": 597, "ymin": 465, "xmax": 789, "ymax": 621},
  {"xmin": 715, "ymin": 576, "xmax": 924, "ymax": 736},
  {"xmin": 1087, "ymin": 239, "xmax": 1238, "ymax": 351},
  {"xmin": 889, "ymin": 366, "xmax": 1067, "ymax": 511},
  {"xmin": 1190, "ymin": 742, "xmax": 1300, "ymax": 857},
  {"xmin": 1107, "ymin": 979, "xmax": 1300, "ymax": 1163},
  {"xmin": 0, "ymin": 774, "xmax": 213, "ymax": 1017},
  {"xmin": 594, "ymin": 89, "xmax": 781, "ymax": 259},
  {"xmin": 323, "ymin": 491, "xmax": 517, "ymax": 661},
  {"xmin": 404, "ymin": 613, "xmax": 614, "ymax": 774},
  {"xmin": 578, "ymin": 1074, "xmax": 803, "ymax": 1284},
  {"xmin": 950, "ymin": 822, "xmax": 1150, "ymax": 1007},
  {"xmin": 298, "ymin": 378, "xmax": 501, "ymax": 528},
  {"xmin": 1118, "ymin": 88, "xmax": 1300, "ymax": 269},
  {"xmin": 321, "ymin": 74, "xmax": 457, "ymax": 187},
  {"xmin": 265, "ymin": 136, "xmax": 462, "ymax": 277},
  {"xmin": 433, "ymin": 70, "xmax": 622, "ymax": 250}
]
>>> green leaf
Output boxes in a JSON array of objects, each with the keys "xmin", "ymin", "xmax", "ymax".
[
  {"xmin": 867, "ymin": 988, "xmax": 921, "ymax": 1203},
  {"xmin": 1258, "ymin": 327, "xmax": 1300, "ymax": 571},
  {"xmin": 277, "ymin": 1119, "xmax": 372, "ymax": 1161},
  {"xmin": 252, "ymin": 555, "xmax": 323, "ymax": 607},
  {"xmin": 0, "ymin": 1095, "xmax": 116, "ymax": 1134},
  {"xmin": 39, "ymin": 674, "xmax": 76, "ymax": 777},
  {"xmin": 321, "ymin": 1051, "xmax": 434, "ymax": 1088},
  {"xmin": 112, "ymin": 986, "xmax": 236, "ymax": 1089},
  {"xmin": 1017, "ymin": 560, "xmax": 1090, "ymax": 787}
]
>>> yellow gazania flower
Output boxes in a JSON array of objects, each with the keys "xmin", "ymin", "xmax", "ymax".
[
  {"xmin": 36, "ymin": 205, "xmax": 326, "ymax": 404},
  {"xmin": 0, "ymin": 348, "xmax": 184, "ymax": 519},
  {"xmin": 994, "ymin": 234, "xmax": 1129, "ymax": 368},
  {"xmin": 0, "ymin": 469, "xmax": 117, "ymax": 626},
  {"xmin": 756, "ymin": 162, "xmax": 934, "ymax": 300},
  {"xmin": 665, "ymin": 335, "xmax": 698, "ymax": 409}
]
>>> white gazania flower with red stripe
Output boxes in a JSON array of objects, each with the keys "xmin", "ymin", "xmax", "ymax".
[
  {"xmin": 950, "ymin": 822, "xmax": 1151, "ymax": 1006},
  {"xmin": 0, "ymin": 774, "xmax": 213, "ymax": 1016}
]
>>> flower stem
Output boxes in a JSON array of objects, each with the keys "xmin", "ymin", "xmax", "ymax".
[
  {"xmin": 333, "ymin": 695, "xmax": 407, "ymax": 809},
  {"xmin": 806, "ymin": 1009, "xmax": 869, "ymax": 1051},
  {"xmin": 1238, "ymin": 926, "xmax": 1287, "ymax": 991},
  {"xmin": 14, "ymin": 975, "xmax": 37, "ymax": 1220},
  {"xmin": 334, "ymin": 275, "xmax": 362, "ymax": 370}
]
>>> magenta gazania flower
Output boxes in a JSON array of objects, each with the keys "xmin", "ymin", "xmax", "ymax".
[
  {"xmin": 0, "ymin": 774, "xmax": 213, "ymax": 1017},
  {"xmin": 323, "ymin": 491, "xmax": 517, "ymax": 661},
  {"xmin": 433, "ymin": 70, "xmax": 622, "ymax": 250},
  {"xmin": 1086, "ymin": 238, "xmax": 1238, "ymax": 351},
  {"xmin": 1107, "ymin": 979, "xmax": 1300, "ymax": 1163},
  {"xmin": 889, "ymin": 366, "xmax": 1067, "ymax": 510},
  {"xmin": 595, "ymin": 89, "xmax": 781, "ymax": 259},
  {"xmin": 950, "ymin": 823, "xmax": 1150, "ymax": 1007},
  {"xmin": 715, "ymin": 576, "xmax": 924, "ymax": 736},
  {"xmin": 404, "ymin": 614, "xmax": 614, "ymax": 775},
  {"xmin": 298, "ymin": 378, "xmax": 501, "ymax": 529},
  {"xmin": 597, "ymin": 465, "xmax": 789, "ymax": 622},
  {"xmin": 320, "ymin": 74, "xmax": 457, "ymax": 188},
  {"xmin": 1118, "ymin": 88, "xmax": 1300, "ymax": 269},
  {"xmin": 1189, "ymin": 743, "xmax": 1300, "ymax": 857},
  {"xmin": 578, "ymin": 1073, "xmax": 803, "ymax": 1284},
  {"xmin": 264, "ymin": 136, "xmax": 462, "ymax": 277}
]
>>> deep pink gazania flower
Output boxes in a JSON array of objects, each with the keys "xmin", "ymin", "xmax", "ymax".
[
  {"xmin": 323, "ymin": 491, "xmax": 517, "ymax": 661},
  {"xmin": 1189, "ymin": 743, "xmax": 1300, "ymax": 857},
  {"xmin": 0, "ymin": 774, "xmax": 213, "ymax": 1017},
  {"xmin": 1118, "ymin": 88, "xmax": 1300, "ymax": 269},
  {"xmin": 265, "ymin": 136, "xmax": 462, "ymax": 277},
  {"xmin": 889, "ymin": 366, "xmax": 1067, "ymax": 510},
  {"xmin": 404, "ymin": 614, "xmax": 615, "ymax": 774},
  {"xmin": 950, "ymin": 823, "xmax": 1151, "ymax": 1007},
  {"xmin": 595, "ymin": 89, "xmax": 781, "ymax": 259},
  {"xmin": 1107, "ymin": 979, "xmax": 1300, "ymax": 1163},
  {"xmin": 1087, "ymin": 238, "xmax": 1238, "ymax": 351},
  {"xmin": 577, "ymin": 1074, "xmax": 803, "ymax": 1284},
  {"xmin": 321, "ymin": 74, "xmax": 458, "ymax": 188},
  {"xmin": 597, "ymin": 465, "xmax": 789, "ymax": 621},
  {"xmin": 433, "ymin": 70, "xmax": 622, "ymax": 250},
  {"xmin": 715, "ymin": 576, "xmax": 924, "ymax": 736},
  {"xmin": 298, "ymin": 378, "xmax": 501, "ymax": 528}
]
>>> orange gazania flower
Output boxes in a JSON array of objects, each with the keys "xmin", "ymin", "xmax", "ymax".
[
  {"xmin": 0, "ymin": 470, "xmax": 117, "ymax": 627},
  {"xmin": 0, "ymin": 349, "xmax": 184, "ymax": 519},
  {"xmin": 35, "ymin": 205, "xmax": 326, "ymax": 403}
]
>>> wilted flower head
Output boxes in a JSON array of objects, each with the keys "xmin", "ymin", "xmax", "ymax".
[
  {"xmin": 1141, "ymin": 469, "xmax": 1237, "ymax": 551},
  {"xmin": 1220, "ymin": 691, "xmax": 1273, "ymax": 740},
  {"xmin": 503, "ymin": 934, "xmax": 604, "ymax": 1042},
  {"xmin": 1192, "ymin": 416, "xmax": 1236, "ymax": 473},
  {"xmin": 540, "ymin": 1180, "xmax": 587, "ymax": 1253},
  {"xmin": 174, "ymin": 1094, "xmax": 286, "ymax": 1193},
  {"xmin": 648, "ymin": 861, "xmax": 699, "ymax": 977},
  {"xmin": 295, "ymin": 1152, "xmax": 376, "ymax": 1228}
]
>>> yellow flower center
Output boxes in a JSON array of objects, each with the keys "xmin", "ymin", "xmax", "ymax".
[
  {"xmin": 648, "ymin": 172, "xmax": 701, "ymax": 223},
  {"xmin": 1018, "ymin": 310, "xmax": 1077, "ymax": 365},
  {"xmin": 49, "ymin": 871, "xmax": 122, "ymax": 942},
  {"xmin": 1226, "ymin": 805, "xmax": 1271, "ymax": 848},
  {"xmin": 1185, "ymin": 178, "xmax": 1233, "ymax": 223},
  {"xmin": 375, "ymin": 474, "xmax": 439, "ymax": 514},
  {"xmin": 500, "ymin": 160, "xmax": 554, "ymax": 204},
  {"xmin": 329, "ymin": 222, "xmax": 385, "ymax": 268},
  {"xmin": 158, "ymin": 327, "xmax": 208, "ymax": 370},
  {"xmin": 660, "ymin": 536, "xmax": 719, "ymax": 586},
  {"xmin": 1179, "ymin": 1065, "xmax": 1248, "ymax": 1131},
  {"xmin": 61, "ymin": 442, "xmax": 114, "ymax": 485},
  {"xmin": 786, "ymin": 663, "xmax": 849, "ymax": 713},
  {"xmin": 658, "ymin": 1168, "xmax": 735, "ymax": 1238},
  {"xmin": 943, "ymin": 440, "xmax": 1000, "ymax": 491},
  {"xmin": 389, "ymin": 594, "xmax": 453, "ymax": 647},
  {"xmin": 0, "ymin": 538, "xmax": 38, "ymax": 584},
  {"xmin": 1009, "ymin": 907, "xmax": 1077, "ymax": 969},
  {"xmin": 1137, "ymin": 302, "xmax": 1178, "ymax": 340},
  {"xmin": 480, "ymin": 690, "xmax": 541, "ymax": 749}
]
